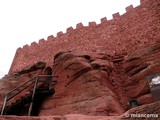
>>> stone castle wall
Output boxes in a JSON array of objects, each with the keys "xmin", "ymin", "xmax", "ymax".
[{"xmin": 9, "ymin": 0, "xmax": 160, "ymax": 73}]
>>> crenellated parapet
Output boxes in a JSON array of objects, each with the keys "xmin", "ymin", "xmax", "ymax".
[
  {"xmin": 76, "ymin": 23, "xmax": 84, "ymax": 29},
  {"xmin": 38, "ymin": 38, "xmax": 46, "ymax": 44},
  {"xmin": 100, "ymin": 17, "xmax": 108, "ymax": 24},
  {"xmin": 57, "ymin": 31, "xmax": 64, "ymax": 38},
  {"xmin": 66, "ymin": 27, "xmax": 74, "ymax": 33},
  {"xmin": 89, "ymin": 22, "xmax": 97, "ymax": 27},
  {"xmin": 125, "ymin": 5, "xmax": 134, "ymax": 12},
  {"xmin": 112, "ymin": 12, "xmax": 120, "ymax": 19},
  {"xmin": 9, "ymin": 0, "xmax": 160, "ymax": 73},
  {"xmin": 13, "ymin": 3, "xmax": 138, "ymax": 53}
]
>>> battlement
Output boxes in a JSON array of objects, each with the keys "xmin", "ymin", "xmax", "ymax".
[
  {"xmin": 125, "ymin": 5, "xmax": 134, "ymax": 12},
  {"xmin": 9, "ymin": 0, "xmax": 160, "ymax": 73},
  {"xmin": 15, "ymin": 3, "xmax": 139, "ymax": 50},
  {"xmin": 38, "ymin": 38, "xmax": 46, "ymax": 44}
]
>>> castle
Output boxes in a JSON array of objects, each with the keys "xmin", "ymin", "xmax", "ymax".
[
  {"xmin": 0, "ymin": 0, "xmax": 159, "ymax": 119},
  {"xmin": 9, "ymin": 0, "xmax": 160, "ymax": 73}
]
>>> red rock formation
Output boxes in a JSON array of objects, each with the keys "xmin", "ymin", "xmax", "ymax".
[
  {"xmin": 0, "ymin": 0, "xmax": 159, "ymax": 119},
  {"xmin": 39, "ymin": 51, "xmax": 126, "ymax": 116},
  {"xmin": 123, "ymin": 42, "xmax": 160, "ymax": 104},
  {"xmin": 39, "ymin": 43, "xmax": 160, "ymax": 116},
  {"xmin": 0, "ymin": 42, "xmax": 160, "ymax": 119}
]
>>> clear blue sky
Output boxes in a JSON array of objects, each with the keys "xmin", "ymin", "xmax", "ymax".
[{"xmin": 0, "ymin": 0, "xmax": 140, "ymax": 78}]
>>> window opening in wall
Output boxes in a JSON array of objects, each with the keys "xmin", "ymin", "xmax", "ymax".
[{"xmin": 146, "ymin": 73, "xmax": 160, "ymax": 101}]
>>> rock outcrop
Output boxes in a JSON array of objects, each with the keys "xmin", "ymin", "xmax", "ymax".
[
  {"xmin": 39, "ymin": 51, "xmax": 126, "ymax": 116},
  {"xmin": 123, "ymin": 42, "xmax": 160, "ymax": 104},
  {"xmin": 0, "ymin": 42, "xmax": 160, "ymax": 119},
  {"xmin": 39, "ymin": 42, "xmax": 160, "ymax": 117}
]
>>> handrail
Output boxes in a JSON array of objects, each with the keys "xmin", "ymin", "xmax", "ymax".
[
  {"xmin": 4, "ymin": 75, "xmax": 56, "ymax": 98},
  {"xmin": 7, "ymin": 81, "xmax": 34, "ymax": 102},
  {"xmin": 0, "ymin": 75, "xmax": 58, "ymax": 115},
  {"xmin": 4, "ymin": 76, "xmax": 36, "ymax": 96}
]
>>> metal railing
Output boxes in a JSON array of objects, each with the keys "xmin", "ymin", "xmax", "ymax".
[{"xmin": 0, "ymin": 75, "xmax": 57, "ymax": 116}]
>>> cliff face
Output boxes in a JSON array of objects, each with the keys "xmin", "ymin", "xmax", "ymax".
[
  {"xmin": 39, "ymin": 51, "xmax": 126, "ymax": 116},
  {"xmin": 39, "ymin": 43, "xmax": 160, "ymax": 116},
  {"xmin": 9, "ymin": 0, "xmax": 160, "ymax": 73}
]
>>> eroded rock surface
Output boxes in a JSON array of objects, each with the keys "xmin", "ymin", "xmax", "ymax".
[
  {"xmin": 0, "ymin": 43, "xmax": 160, "ymax": 119},
  {"xmin": 123, "ymin": 43, "xmax": 160, "ymax": 104},
  {"xmin": 39, "ymin": 51, "xmax": 127, "ymax": 116}
]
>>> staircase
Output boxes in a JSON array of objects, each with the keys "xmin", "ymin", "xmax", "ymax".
[{"xmin": 0, "ymin": 75, "xmax": 57, "ymax": 116}]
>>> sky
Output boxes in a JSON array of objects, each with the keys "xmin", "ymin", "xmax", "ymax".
[
  {"xmin": 152, "ymin": 76, "xmax": 160, "ymax": 84},
  {"xmin": 0, "ymin": 0, "xmax": 140, "ymax": 78}
]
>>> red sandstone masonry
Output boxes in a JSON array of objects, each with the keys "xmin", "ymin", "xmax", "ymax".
[
  {"xmin": 100, "ymin": 17, "xmax": 108, "ymax": 23},
  {"xmin": 112, "ymin": 12, "xmax": 120, "ymax": 19},
  {"xmin": 66, "ymin": 27, "xmax": 74, "ymax": 33},
  {"xmin": 38, "ymin": 38, "xmax": 46, "ymax": 44},
  {"xmin": 125, "ymin": 5, "xmax": 134, "ymax": 12},
  {"xmin": 89, "ymin": 22, "xmax": 97, "ymax": 27},
  {"xmin": 9, "ymin": 0, "xmax": 160, "ymax": 73},
  {"xmin": 57, "ymin": 31, "xmax": 64, "ymax": 38},
  {"xmin": 76, "ymin": 23, "xmax": 84, "ymax": 29}
]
